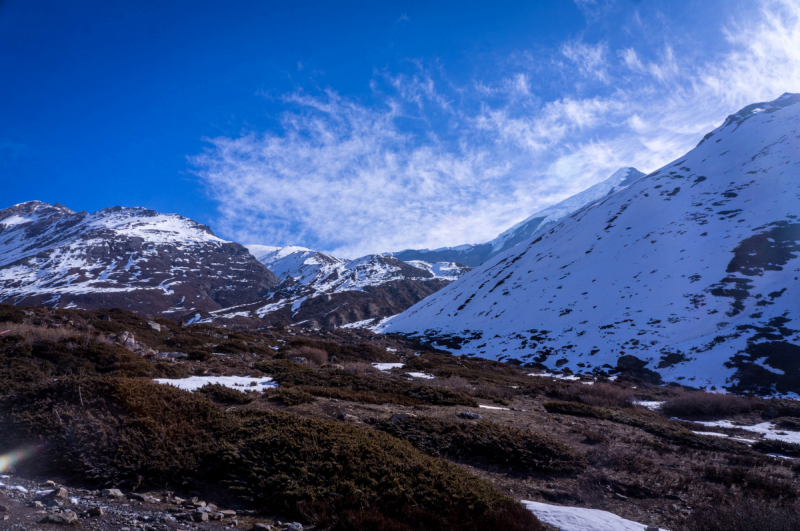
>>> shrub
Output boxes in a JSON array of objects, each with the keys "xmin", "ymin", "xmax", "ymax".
[
  {"xmin": 680, "ymin": 500, "xmax": 800, "ymax": 530},
  {"xmin": 753, "ymin": 438, "xmax": 800, "ymax": 458},
  {"xmin": 255, "ymin": 359, "xmax": 314, "ymax": 376},
  {"xmin": 290, "ymin": 346, "xmax": 328, "ymax": 367},
  {"xmin": 198, "ymin": 383, "xmax": 257, "ymax": 404},
  {"xmin": 342, "ymin": 362, "xmax": 378, "ymax": 375},
  {"xmin": 282, "ymin": 338, "xmax": 397, "ymax": 363},
  {"xmin": 279, "ymin": 387, "xmax": 317, "ymax": 406},
  {"xmin": 659, "ymin": 391, "xmax": 754, "ymax": 419},
  {"xmin": 775, "ymin": 417, "xmax": 800, "ymax": 431},
  {"xmin": 551, "ymin": 382, "xmax": 635, "ymax": 408},
  {"xmin": 542, "ymin": 401, "xmax": 753, "ymax": 455},
  {"xmin": 0, "ymin": 376, "xmax": 543, "ymax": 531},
  {"xmin": 375, "ymin": 415, "xmax": 586, "ymax": 474},
  {"xmin": 187, "ymin": 348, "xmax": 213, "ymax": 362}
]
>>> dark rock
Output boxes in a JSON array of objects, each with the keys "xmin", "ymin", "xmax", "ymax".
[
  {"xmin": 458, "ymin": 412, "xmax": 482, "ymax": 420},
  {"xmin": 390, "ymin": 412, "xmax": 416, "ymax": 424},
  {"xmin": 40, "ymin": 511, "xmax": 78, "ymax": 524}
]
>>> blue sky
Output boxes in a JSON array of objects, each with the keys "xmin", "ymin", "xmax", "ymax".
[{"xmin": 2, "ymin": 0, "xmax": 800, "ymax": 257}]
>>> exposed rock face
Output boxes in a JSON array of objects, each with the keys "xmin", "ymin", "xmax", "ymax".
[
  {"xmin": 0, "ymin": 202, "xmax": 278, "ymax": 318},
  {"xmin": 212, "ymin": 249, "xmax": 469, "ymax": 328},
  {"xmin": 384, "ymin": 94, "xmax": 800, "ymax": 395}
]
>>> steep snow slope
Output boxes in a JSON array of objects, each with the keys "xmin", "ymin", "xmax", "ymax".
[
  {"xmin": 210, "ymin": 246, "xmax": 471, "ymax": 328},
  {"xmin": 384, "ymin": 94, "xmax": 800, "ymax": 396},
  {"xmin": 391, "ymin": 167, "xmax": 644, "ymax": 267},
  {"xmin": 0, "ymin": 202, "xmax": 278, "ymax": 315}
]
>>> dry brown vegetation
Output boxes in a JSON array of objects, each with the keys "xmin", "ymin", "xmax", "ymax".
[{"xmin": 2, "ymin": 303, "xmax": 800, "ymax": 530}]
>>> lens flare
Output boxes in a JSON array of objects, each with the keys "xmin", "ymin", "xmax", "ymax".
[{"xmin": 0, "ymin": 446, "xmax": 36, "ymax": 473}]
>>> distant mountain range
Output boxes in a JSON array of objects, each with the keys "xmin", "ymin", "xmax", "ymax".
[
  {"xmin": 390, "ymin": 167, "xmax": 645, "ymax": 267},
  {"xmin": 0, "ymin": 203, "xmax": 468, "ymax": 327},
  {"xmin": 383, "ymin": 93, "xmax": 800, "ymax": 396}
]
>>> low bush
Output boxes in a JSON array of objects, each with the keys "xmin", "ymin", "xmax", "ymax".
[
  {"xmin": 375, "ymin": 415, "xmax": 586, "ymax": 474},
  {"xmin": 279, "ymin": 387, "xmax": 317, "ymax": 406},
  {"xmin": 289, "ymin": 346, "xmax": 329, "ymax": 367},
  {"xmin": 282, "ymin": 338, "xmax": 398, "ymax": 363},
  {"xmin": 255, "ymin": 359, "xmax": 314, "ymax": 376},
  {"xmin": 198, "ymin": 383, "xmax": 257, "ymax": 404},
  {"xmin": 659, "ymin": 391, "xmax": 754, "ymax": 419},
  {"xmin": 702, "ymin": 465, "xmax": 798, "ymax": 499},
  {"xmin": 753, "ymin": 438, "xmax": 800, "ymax": 458},
  {"xmin": 265, "ymin": 369, "xmax": 478, "ymax": 407},
  {"xmin": 680, "ymin": 500, "xmax": 800, "ymax": 530},
  {"xmin": 774, "ymin": 417, "xmax": 800, "ymax": 431},
  {"xmin": 0, "ymin": 376, "xmax": 543, "ymax": 531},
  {"xmin": 543, "ymin": 401, "xmax": 753, "ymax": 454},
  {"xmin": 551, "ymin": 382, "xmax": 634, "ymax": 408}
]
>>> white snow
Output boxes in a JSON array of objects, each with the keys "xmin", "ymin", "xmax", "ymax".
[
  {"xmin": 688, "ymin": 420, "xmax": 800, "ymax": 445},
  {"xmin": 372, "ymin": 363, "xmax": 404, "ymax": 371},
  {"xmin": 153, "ymin": 376, "xmax": 277, "ymax": 392},
  {"xmin": 405, "ymin": 372, "xmax": 434, "ymax": 379},
  {"xmin": 528, "ymin": 372, "xmax": 581, "ymax": 381},
  {"xmin": 523, "ymin": 500, "xmax": 667, "ymax": 531},
  {"xmin": 383, "ymin": 94, "xmax": 800, "ymax": 396},
  {"xmin": 634, "ymin": 401, "xmax": 664, "ymax": 410},
  {"xmin": 478, "ymin": 405, "xmax": 510, "ymax": 410}
]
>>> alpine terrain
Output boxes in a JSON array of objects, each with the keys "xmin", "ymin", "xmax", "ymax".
[
  {"xmin": 206, "ymin": 245, "xmax": 470, "ymax": 328},
  {"xmin": 0, "ymin": 201, "xmax": 278, "ymax": 317},
  {"xmin": 383, "ymin": 93, "xmax": 800, "ymax": 396},
  {"xmin": 391, "ymin": 167, "xmax": 645, "ymax": 267}
]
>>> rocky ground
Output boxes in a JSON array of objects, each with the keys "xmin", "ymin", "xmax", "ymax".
[{"xmin": 0, "ymin": 476, "xmax": 306, "ymax": 530}]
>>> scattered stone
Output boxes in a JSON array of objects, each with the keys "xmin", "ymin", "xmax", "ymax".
[
  {"xmin": 102, "ymin": 488, "xmax": 125, "ymax": 498},
  {"xmin": 763, "ymin": 406, "xmax": 779, "ymax": 419},
  {"xmin": 458, "ymin": 412, "xmax": 482, "ymax": 420},
  {"xmin": 251, "ymin": 524, "xmax": 272, "ymax": 530},
  {"xmin": 389, "ymin": 412, "xmax": 416, "ymax": 424},
  {"xmin": 87, "ymin": 506, "xmax": 104, "ymax": 517},
  {"xmin": 45, "ymin": 480, "xmax": 57, "ymax": 487},
  {"xmin": 147, "ymin": 321, "xmax": 162, "ymax": 332},
  {"xmin": 339, "ymin": 413, "xmax": 361, "ymax": 423},
  {"xmin": 192, "ymin": 510, "xmax": 209, "ymax": 522},
  {"xmin": 40, "ymin": 511, "xmax": 78, "ymax": 524},
  {"xmin": 286, "ymin": 523, "xmax": 304, "ymax": 531},
  {"xmin": 218, "ymin": 509, "xmax": 237, "ymax": 517}
]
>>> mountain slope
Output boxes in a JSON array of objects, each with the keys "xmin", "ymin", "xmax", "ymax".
[
  {"xmin": 0, "ymin": 201, "xmax": 278, "ymax": 316},
  {"xmin": 391, "ymin": 167, "xmax": 645, "ymax": 267},
  {"xmin": 383, "ymin": 93, "xmax": 800, "ymax": 396},
  {"xmin": 208, "ymin": 246, "xmax": 471, "ymax": 328}
]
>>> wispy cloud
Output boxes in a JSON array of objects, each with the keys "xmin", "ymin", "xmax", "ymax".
[{"xmin": 193, "ymin": 0, "xmax": 800, "ymax": 258}]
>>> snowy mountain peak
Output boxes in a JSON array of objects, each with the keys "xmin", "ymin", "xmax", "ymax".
[
  {"xmin": 384, "ymin": 94, "xmax": 800, "ymax": 396},
  {"xmin": 0, "ymin": 202, "xmax": 275, "ymax": 315},
  {"xmin": 391, "ymin": 166, "xmax": 645, "ymax": 267}
]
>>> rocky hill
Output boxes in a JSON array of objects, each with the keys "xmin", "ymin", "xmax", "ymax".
[
  {"xmin": 207, "ymin": 245, "xmax": 471, "ymax": 328},
  {"xmin": 383, "ymin": 94, "xmax": 800, "ymax": 396},
  {"xmin": 0, "ymin": 201, "xmax": 278, "ymax": 317}
]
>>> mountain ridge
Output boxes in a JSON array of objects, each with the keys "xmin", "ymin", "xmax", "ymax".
[{"xmin": 382, "ymin": 93, "xmax": 800, "ymax": 396}]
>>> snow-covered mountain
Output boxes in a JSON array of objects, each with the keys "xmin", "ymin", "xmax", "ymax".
[
  {"xmin": 383, "ymin": 93, "xmax": 800, "ymax": 396},
  {"xmin": 0, "ymin": 201, "xmax": 278, "ymax": 316},
  {"xmin": 390, "ymin": 167, "xmax": 645, "ymax": 267},
  {"xmin": 207, "ymin": 246, "xmax": 471, "ymax": 328}
]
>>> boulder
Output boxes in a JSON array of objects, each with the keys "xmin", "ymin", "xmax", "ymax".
[
  {"xmin": 102, "ymin": 488, "xmax": 125, "ymax": 498},
  {"xmin": 458, "ymin": 412, "xmax": 481, "ymax": 420}
]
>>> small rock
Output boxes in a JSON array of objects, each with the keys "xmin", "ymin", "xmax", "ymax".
[
  {"xmin": 218, "ymin": 509, "xmax": 237, "ymax": 517},
  {"xmin": 0, "ymin": 504, "xmax": 6, "ymax": 513},
  {"xmin": 251, "ymin": 524, "xmax": 272, "ymax": 530},
  {"xmin": 147, "ymin": 321, "xmax": 162, "ymax": 332},
  {"xmin": 645, "ymin": 527, "xmax": 659, "ymax": 531},
  {"xmin": 88, "ymin": 506, "xmax": 104, "ymax": 517},
  {"xmin": 458, "ymin": 412, "xmax": 482, "ymax": 420},
  {"xmin": 102, "ymin": 488, "xmax": 125, "ymax": 498},
  {"xmin": 389, "ymin": 412, "xmax": 416, "ymax": 424},
  {"xmin": 45, "ymin": 480, "xmax": 57, "ymax": 487},
  {"xmin": 763, "ymin": 406, "xmax": 779, "ymax": 419},
  {"xmin": 41, "ymin": 511, "xmax": 78, "ymax": 524},
  {"xmin": 339, "ymin": 413, "xmax": 361, "ymax": 423},
  {"xmin": 192, "ymin": 510, "xmax": 209, "ymax": 522},
  {"xmin": 286, "ymin": 523, "xmax": 304, "ymax": 531}
]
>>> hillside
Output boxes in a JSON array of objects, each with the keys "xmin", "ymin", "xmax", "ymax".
[
  {"xmin": 0, "ymin": 201, "xmax": 278, "ymax": 317},
  {"xmin": 383, "ymin": 94, "xmax": 800, "ymax": 396}
]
